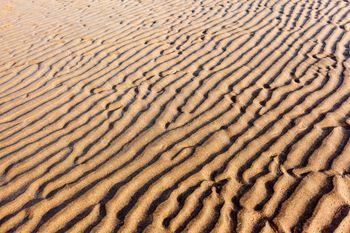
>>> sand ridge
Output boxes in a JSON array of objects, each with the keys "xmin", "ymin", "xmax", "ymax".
[{"xmin": 0, "ymin": 0, "xmax": 350, "ymax": 232}]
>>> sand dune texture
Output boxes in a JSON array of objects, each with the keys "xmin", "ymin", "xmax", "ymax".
[{"xmin": 0, "ymin": 0, "xmax": 350, "ymax": 232}]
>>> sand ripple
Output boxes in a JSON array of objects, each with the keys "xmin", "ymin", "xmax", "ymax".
[{"xmin": 0, "ymin": 0, "xmax": 350, "ymax": 232}]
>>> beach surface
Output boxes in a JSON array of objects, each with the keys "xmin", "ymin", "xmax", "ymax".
[{"xmin": 0, "ymin": 0, "xmax": 350, "ymax": 232}]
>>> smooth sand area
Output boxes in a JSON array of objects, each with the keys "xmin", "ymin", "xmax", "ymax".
[{"xmin": 0, "ymin": 0, "xmax": 350, "ymax": 232}]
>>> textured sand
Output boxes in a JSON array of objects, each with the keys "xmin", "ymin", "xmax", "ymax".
[{"xmin": 0, "ymin": 0, "xmax": 350, "ymax": 232}]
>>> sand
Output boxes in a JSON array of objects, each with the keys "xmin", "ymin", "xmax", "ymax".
[{"xmin": 0, "ymin": 0, "xmax": 350, "ymax": 232}]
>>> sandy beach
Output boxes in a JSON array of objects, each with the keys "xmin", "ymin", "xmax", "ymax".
[{"xmin": 0, "ymin": 0, "xmax": 350, "ymax": 232}]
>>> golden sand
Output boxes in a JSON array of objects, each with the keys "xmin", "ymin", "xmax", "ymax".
[{"xmin": 0, "ymin": 0, "xmax": 350, "ymax": 232}]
